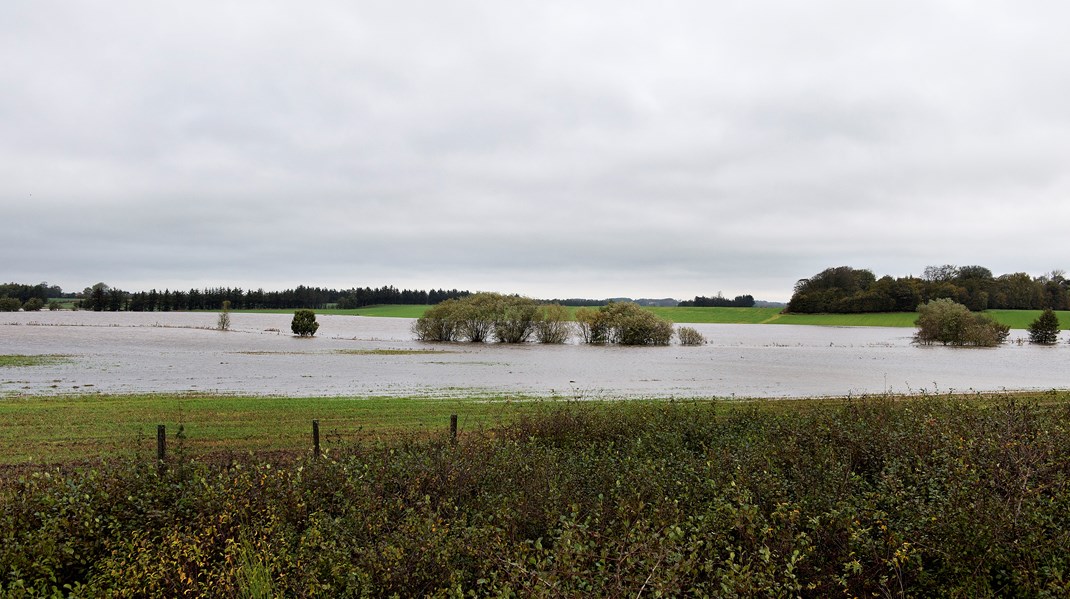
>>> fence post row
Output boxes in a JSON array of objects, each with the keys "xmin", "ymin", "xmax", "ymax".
[{"xmin": 154, "ymin": 417, "xmax": 461, "ymax": 464}]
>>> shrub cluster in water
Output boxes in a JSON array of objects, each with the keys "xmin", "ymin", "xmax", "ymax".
[
  {"xmin": 412, "ymin": 293, "xmax": 677, "ymax": 345},
  {"xmin": 3, "ymin": 394, "xmax": 1070, "ymax": 596},
  {"xmin": 913, "ymin": 298, "xmax": 1010, "ymax": 347}
]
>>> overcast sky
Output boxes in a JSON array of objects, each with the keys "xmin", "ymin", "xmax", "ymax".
[{"xmin": 4, "ymin": 1, "xmax": 1069, "ymax": 301}]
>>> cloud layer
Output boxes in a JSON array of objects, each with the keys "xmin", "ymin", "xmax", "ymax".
[{"xmin": 5, "ymin": 1, "xmax": 1070, "ymax": 300}]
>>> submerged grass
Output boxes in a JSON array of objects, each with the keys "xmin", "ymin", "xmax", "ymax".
[
  {"xmin": 0, "ymin": 355, "xmax": 71, "ymax": 368},
  {"xmin": 3, "ymin": 391, "xmax": 1070, "ymax": 596}
]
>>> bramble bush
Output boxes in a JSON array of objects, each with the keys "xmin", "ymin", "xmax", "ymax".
[{"xmin": 3, "ymin": 394, "xmax": 1070, "ymax": 596}]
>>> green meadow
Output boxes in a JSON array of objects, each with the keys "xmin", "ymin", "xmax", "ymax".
[
  {"xmin": 0, "ymin": 392, "xmax": 551, "ymax": 465},
  {"xmin": 241, "ymin": 305, "xmax": 1070, "ymax": 329},
  {"xmin": 5, "ymin": 389, "xmax": 1069, "ymax": 465},
  {"xmin": 236, "ymin": 305, "xmax": 428, "ymax": 318}
]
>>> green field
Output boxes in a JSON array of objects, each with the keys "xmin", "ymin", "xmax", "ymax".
[
  {"xmin": 239, "ymin": 305, "xmax": 1070, "ymax": 329},
  {"xmin": 4, "ymin": 390, "xmax": 1068, "ymax": 465},
  {"xmin": 0, "ymin": 393, "xmax": 576, "ymax": 464},
  {"xmin": 763, "ymin": 311, "xmax": 922, "ymax": 327}
]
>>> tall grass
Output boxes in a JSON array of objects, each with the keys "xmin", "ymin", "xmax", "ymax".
[{"xmin": 3, "ymin": 394, "xmax": 1070, "ymax": 596}]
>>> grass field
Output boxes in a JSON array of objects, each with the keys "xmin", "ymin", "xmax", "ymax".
[
  {"xmin": 241, "ymin": 305, "xmax": 1070, "ymax": 329},
  {"xmin": 0, "ymin": 393, "xmax": 568, "ymax": 464},
  {"xmin": 3, "ymin": 390, "xmax": 1067, "ymax": 465},
  {"xmin": 236, "ymin": 305, "xmax": 428, "ymax": 318}
]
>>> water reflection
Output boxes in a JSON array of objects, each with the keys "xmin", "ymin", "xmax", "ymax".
[{"xmin": 1, "ymin": 312, "xmax": 1065, "ymax": 398}]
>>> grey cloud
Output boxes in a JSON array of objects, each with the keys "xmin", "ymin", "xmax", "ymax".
[{"xmin": 5, "ymin": 1, "xmax": 1070, "ymax": 301}]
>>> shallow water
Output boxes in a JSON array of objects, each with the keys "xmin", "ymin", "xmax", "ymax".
[{"xmin": 1, "ymin": 312, "xmax": 1066, "ymax": 398}]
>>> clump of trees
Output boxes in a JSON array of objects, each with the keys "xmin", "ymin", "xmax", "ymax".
[
  {"xmin": 0, "ymin": 282, "xmax": 63, "ymax": 304},
  {"xmin": 788, "ymin": 265, "xmax": 1070, "ymax": 314},
  {"xmin": 913, "ymin": 299, "xmax": 1010, "ymax": 347},
  {"xmin": 0, "ymin": 297, "xmax": 21, "ymax": 311},
  {"xmin": 412, "ymin": 293, "xmax": 569, "ymax": 344},
  {"xmin": 575, "ymin": 302, "xmax": 674, "ymax": 346},
  {"xmin": 412, "ymin": 296, "xmax": 678, "ymax": 346},
  {"xmin": 1027, "ymin": 308, "xmax": 1061, "ymax": 345},
  {"xmin": 291, "ymin": 310, "xmax": 319, "ymax": 337}
]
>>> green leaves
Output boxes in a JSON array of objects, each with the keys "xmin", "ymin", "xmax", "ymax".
[{"xmin": 290, "ymin": 310, "xmax": 319, "ymax": 337}]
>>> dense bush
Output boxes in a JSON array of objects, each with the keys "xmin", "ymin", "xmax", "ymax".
[
  {"xmin": 412, "ymin": 293, "xmax": 564, "ymax": 344},
  {"xmin": 575, "ymin": 302, "xmax": 674, "ymax": 345},
  {"xmin": 290, "ymin": 309, "xmax": 319, "ymax": 337},
  {"xmin": 21, "ymin": 297, "xmax": 44, "ymax": 311},
  {"xmin": 3, "ymin": 395, "xmax": 1070, "ymax": 596},
  {"xmin": 0, "ymin": 297, "xmax": 21, "ymax": 312},
  {"xmin": 677, "ymin": 326, "xmax": 706, "ymax": 345},
  {"xmin": 411, "ymin": 299, "xmax": 461, "ymax": 342},
  {"xmin": 914, "ymin": 298, "xmax": 1010, "ymax": 347},
  {"xmin": 533, "ymin": 303, "xmax": 572, "ymax": 344}
]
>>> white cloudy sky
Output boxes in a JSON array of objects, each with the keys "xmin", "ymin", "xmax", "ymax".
[{"xmin": 4, "ymin": 1, "xmax": 1069, "ymax": 301}]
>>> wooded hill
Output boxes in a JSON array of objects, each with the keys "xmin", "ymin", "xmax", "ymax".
[{"xmin": 787, "ymin": 265, "xmax": 1069, "ymax": 313}]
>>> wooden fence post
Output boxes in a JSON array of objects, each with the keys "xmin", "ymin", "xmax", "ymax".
[
  {"xmin": 450, "ymin": 414, "xmax": 458, "ymax": 443},
  {"xmin": 156, "ymin": 424, "xmax": 166, "ymax": 474},
  {"xmin": 312, "ymin": 419, "xmax": 320, "ymax": 458}
]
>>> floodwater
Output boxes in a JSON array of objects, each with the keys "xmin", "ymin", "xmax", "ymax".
[{"xmin": 1, "ymin": 311, "xmax": 1067, "ymax": 398}]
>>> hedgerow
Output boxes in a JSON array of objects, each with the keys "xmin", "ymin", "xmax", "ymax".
[{"xmin": 2, "ymin": 395, "xmax": 1070, "ymax": 597}]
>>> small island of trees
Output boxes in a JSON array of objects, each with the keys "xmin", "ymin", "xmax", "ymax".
[{"xmin": 412, "ymin": 293, "xmax": 680, "ymax": 346}]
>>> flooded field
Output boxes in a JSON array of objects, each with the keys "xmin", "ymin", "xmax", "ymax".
[{"xmin": 1, "ymin": 311, "xmax": 1066, "ymax": 398}]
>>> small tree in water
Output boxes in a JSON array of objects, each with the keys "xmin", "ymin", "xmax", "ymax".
[
  {"xmin": 291, "ymin": 309, "xmax": 319, "ymax": 337},
  {"xmin": 1027, "ymin": 308, "xmax": 1060, "ymax": 345},
  {"xmin": 216, "ymin": 300, "xmax": 231, "ymax": 331}
]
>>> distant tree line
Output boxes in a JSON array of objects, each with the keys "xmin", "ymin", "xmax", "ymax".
[
  {"xmin": 0, "ymin": 282, "xmax": 66, "ymax": 303},
  {"xmin": 678, "ymin": 294, "xmax": 755, "ymax": 308},
  {"xmin": 74, "ymin": 283, "xmax": 471, "ymax": 312},
  {"xmin": 788, "ymin": 265, "xmax": 1070, "ymax": 314},
  {"xmin": 335, "ymin": 286, "xmax": 469, "ymax": 309},
  {"xmin": 542, "ymin": 298, "xmax": 680, "ymax": 307}
]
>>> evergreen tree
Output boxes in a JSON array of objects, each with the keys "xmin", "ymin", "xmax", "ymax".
[
  {"xmin": 291, "ymin": 309, "xmax": 319, "ymax": 337},
  {"xmin": 1027, "ymin": 308, "xmax": 1061, "ymax": 345}
]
